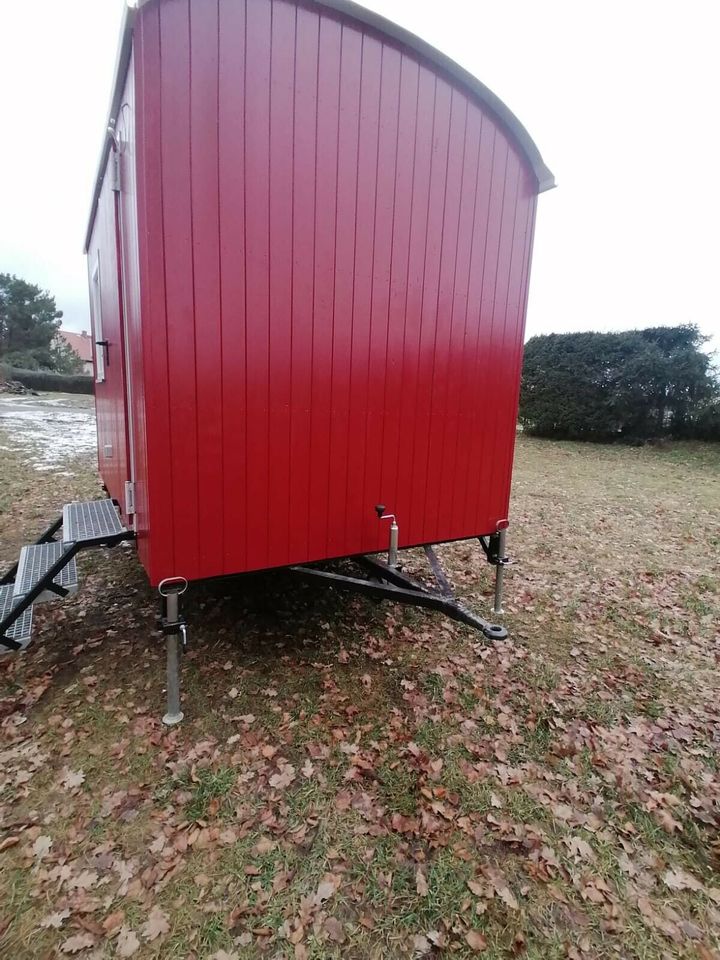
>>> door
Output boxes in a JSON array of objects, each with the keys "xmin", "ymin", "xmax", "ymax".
[
  {"xmin": 87, "ymin": 150, "xmax": 132, "ymax": 518},
  {"xmin": 114, "ymin": 56, "xmax": 142, "ymax": 529}
]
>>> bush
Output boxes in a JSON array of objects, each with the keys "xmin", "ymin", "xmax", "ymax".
[
  {"xmin": 520, "ymin": 326, "xmax": 718, "ymax": 442},
  {"xmin": 687, "ymin": 400, "xmax": 720, "ymax": 441},
  {"xmin": 0, "ymin": 364, "xmax": 93, "ymax": 395}
]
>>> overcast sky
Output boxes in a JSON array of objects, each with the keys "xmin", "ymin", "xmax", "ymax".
[{"xmin": 0, "ymin": 0, "xmax": 718, "ymax": 354}]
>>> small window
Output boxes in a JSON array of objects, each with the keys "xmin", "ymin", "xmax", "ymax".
[{"xmin": 90, "ymin": 256, "xmax": 105, "ymax": 384}]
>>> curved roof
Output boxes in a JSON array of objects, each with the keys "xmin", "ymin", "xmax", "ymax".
[
  {"xmin": 318, "ymin": 0, "xmax": 555, "ymax": 193},
  {"xmin": 85, "ymin": 0, "xmax": 554, "ymax": 251}
]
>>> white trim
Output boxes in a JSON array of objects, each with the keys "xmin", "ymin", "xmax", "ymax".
[{"xmin": 90, "ymin": 256, "xmax": 106, "ymax": 384}]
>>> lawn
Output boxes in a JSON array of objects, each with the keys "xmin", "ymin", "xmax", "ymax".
[{"xmin": 1, "ymin": 414, "xmax": 719, "ymax": 959}]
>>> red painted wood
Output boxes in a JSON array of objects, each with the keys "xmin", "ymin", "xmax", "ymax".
[
  {"xmin": 287, "ymin": 5, "xmax": 318, "ymax": 563},
  {"xmin": 135, "ymin": 5, "xmax": 175, "ymax": 578},
  {"xmin": 117, "ymin": 0, "xmax": 543, "ymax": 585},
  {"xmin": 218, "ymin": 0, "xmax": 248, "ymax": 574},
  {"xmin": 190, "ymin": 0, "xmax": 224, "ymax": 573},
  {"xmin": 307, "ymin": 12, "xmax": 342, "ymax": 560},
  {"xmin": 325, "ymin": 22, "xmax": 362, "ymax": 560}
]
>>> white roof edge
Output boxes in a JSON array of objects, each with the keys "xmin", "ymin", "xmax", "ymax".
[
  {"xmin": 83, "ymin": 1, "xmax": 136, "ymax": 253},
  {"xmin": 83, "ymin": 0, "xmax": 554, "ymax": 253}
]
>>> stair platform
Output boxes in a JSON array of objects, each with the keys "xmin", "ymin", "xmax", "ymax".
[
  {"xmin": 0, "ymin": 584, "xmax": 33, "ymax": 648},
  {"xmin": 14, "ymin": 542, "xmax": 78, "ymax": 604},
  {"xmin": 1, "ymin": 499, "xmax": 134, "ymax": 651},
  {"xmin": 63, "ymin": 499, "xmax": 127, "ymax": 544}
]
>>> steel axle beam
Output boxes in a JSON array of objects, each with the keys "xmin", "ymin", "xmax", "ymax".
[{"xmin": 290, "ymin": 552, "xmax": 507, "ymax": 640}]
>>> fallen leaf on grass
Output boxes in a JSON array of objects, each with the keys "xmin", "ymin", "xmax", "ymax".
[
  {"xmin": 141, "ymin": 905, "xmax": 170, "ymax": 941},
  {"xmin": 32, "ymin": 835, "xmax": 52, "ymax": 860},
  {"xmin": 480, "ymin": 866, "xmax": 519, "ymax": 910},
  {"xmin": 269, "ymin": 764, "xmax": 296, "ymax": 789},
  {"xmin": 655, "ymin": 810, "xmax": 683, "ymax": 834},
  {"xmin": 60, "ymin": 768, "xmax": 85, "ymax": 791},
  {"xmin": 324, "ymin": 917, "xmax": 345, "ymax": 943},
  {"xmin": 61, "ymin": 933, "xmax": 95, "ymax": 954},
  {"xmin": 467, "ymin": 879, "xmax": 487, "ymax": 898},
  {"xmin": 564, "ymin": 836, "xmax": 595, "ymax": 862},
  {"xmin": 313, "ymin": 879, "xmax": 337, "ymax": 906},
  {"xmin": 466, "ymin": 929, "xmax": 488, "ymax": 952},
  {"xmin": 102, "ymin": 911, "xmax": 125, "ymax": 935},
  {"xmin": 71, "ymin": 869, "xmax": 98, "ymax": 891},
  {"xmin": 0, "ymin": 836, "xmax": 19, "ymax": 852},
  {"xmin": 41, "ymin": 909, "xmax": 70, "ymax": 929},
  {"xmin": 253, "ymin": 836, "xmax": 276, "ymax": 855},
  {"xmin": 663, "ymin": 868, "xmax": 703, "ymax": 892},
  {"xmin": 416, "ymin": 867, "xmax": 429, "ymax": 896},
  {"xmin": 116, "ymin": 927, "xmax": 140, "ymax": 957},
  {"xmin": 209, "ymin": 952, "xmax": 239, "ymax": 960},
  {"xmin": 412, "ymin": 934, "xmax": 431, "ymax": 956}
]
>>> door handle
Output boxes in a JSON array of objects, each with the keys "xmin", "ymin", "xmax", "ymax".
[{"xmin": 96, "ymin": 339, "xmax": 110, "ymax": 367}]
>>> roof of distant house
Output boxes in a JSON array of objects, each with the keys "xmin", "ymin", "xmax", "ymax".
[{"xmin": 59, "ymin": 329, "xmax": 94, "ymax": 364}]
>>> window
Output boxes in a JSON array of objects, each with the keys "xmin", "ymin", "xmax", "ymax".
[{"xmin": 90, "ymin": 255, "xmax": 105, "ymax": 384}]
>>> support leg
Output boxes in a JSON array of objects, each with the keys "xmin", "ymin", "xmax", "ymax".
[
  {"xmin": 492, "ymin": 528, "xmax": 507, "ymax": 616},
  {"xmin": 162, "ymin": 633, "xmax": 184, "ymax": 726},
  {"xmin": 159, "ymin": 579, "xmax": 187, "ymax": 726}
]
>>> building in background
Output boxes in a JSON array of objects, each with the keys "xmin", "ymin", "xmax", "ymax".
[{"xmin": 58, "ymin": 329, "xmax": 93, "ymax": 375}]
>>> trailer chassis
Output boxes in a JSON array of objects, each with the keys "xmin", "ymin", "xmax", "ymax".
[{"xmin": 289, "ymin": 545, "xmax": 507, "ymax": 639}]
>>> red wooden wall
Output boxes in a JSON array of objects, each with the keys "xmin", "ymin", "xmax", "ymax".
[{"xmin": 131, "ymin": 0, "xmax": 538, "ymax": 585}]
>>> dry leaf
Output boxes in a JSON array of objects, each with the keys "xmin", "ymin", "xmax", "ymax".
[
  {"xmin": 41, "ymin": 909, "xmax": 70, "ymax": 929},
  {"xmin": 116, "ymin": 927, "xmax": 141, "ymax": 957},
  {"xmin": 663, "ymin": 868, "xmax": 703, "ymax": 892},
  {"xmin": 412, "ymin": 934, "xmax": 431, "ymax": 956},
  {"xmin": 415, "ymin": 867, "xmax": 429, "ymax": 896},
  {"xmin": 102, "ymin": 910, "xmax": 125, "ymax": 935},
  {"xmin": 269, "ymin": 764, "xmax": 296, "ymax": 789},
  {"xmin": 466, "ymin": 929, "xmax": 488, "ymax": 952},
  {"xmin": 32, "ymin": 835, "xmax": 52, "ymax": 860},
  {"xmin": 61, "ymin": 933, "xmax": 95, "ymax": 954},
  {"xmin": 60, "ymin": 768, "xmax": 86, "ymax": 790},
  {"xmin": 72, "ymin": 869, "xmax": 98, "ymax": 891},
  {"xmin": 324, "ymin": 917, "xmax": 345, "ymax": 943},
  {"xmin": 141, "ymin": 905, "xmax": 170, "ymax": 941},
  {"xmin": 253, "ymin": 836, "xmax": 276, "ymax": 855},
  {"xmin": 313, "ymin": 879, "xmax": 337, "ymax": 906},
  {"xmin": 564, "ymin": 836, "xmax": 595, "ymax": 861}
]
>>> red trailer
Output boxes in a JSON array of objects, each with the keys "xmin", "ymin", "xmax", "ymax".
[{"xmin": 1, "ymin": 0, "xmax": 552, "ymax": 721}]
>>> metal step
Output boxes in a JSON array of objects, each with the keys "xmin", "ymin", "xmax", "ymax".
[
  {"xmin": 14, "ymin": 541, "xmax": 78, "ymax": 604},
  {"xmin": 0, "ymin": 583, "xmax": 33, "ymax": 648},
  {"xmin": 63, "ymin": 499, "xmax": 127, "ymax": 544}
]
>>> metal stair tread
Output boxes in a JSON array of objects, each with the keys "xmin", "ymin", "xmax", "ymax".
[
  {"xmin": 0, "ymin": 583, "xmax": 33, "ymax": 645},
  {"xmin": 63, "ymin": 499, "xmax": 126, "ymax": 543},
  {"xmin": 14, "ymin": 541, "xmax": 78, "ymax": 604}
]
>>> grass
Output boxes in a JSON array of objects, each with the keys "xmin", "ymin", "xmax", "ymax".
[
  {"xmin": 1, "ymin": 421, "xmax": 719, "ymax": 959},
  {"xmin": 184, "ymin": 767, "xmax": 238, "ymax": 822}
]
